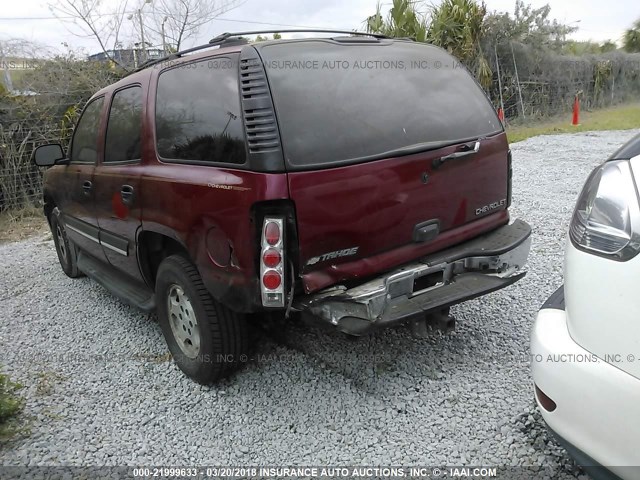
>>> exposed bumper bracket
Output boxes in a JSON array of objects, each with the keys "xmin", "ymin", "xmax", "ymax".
[{"xmin": 293, "ymin": 219, "xmax": 532, "ymax": 335}]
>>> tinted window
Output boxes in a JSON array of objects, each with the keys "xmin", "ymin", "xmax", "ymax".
[
  {"xmin": 105, "ymin": 86, "xmax": 143, "ymax": 163},
  {"xmin": 155, "ymin": 56, "xmax": 246, "ymax": 164},
  {"xmin": 260, "ymin": 41, "xmax": 502, "ymax": 168},
  {"xmin": 70, "ymin": 97, "xmax": 104, "ymax": 164}
]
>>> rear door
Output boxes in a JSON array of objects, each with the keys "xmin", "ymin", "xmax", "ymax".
[
  {"xmin": 93, "ymin": 85, "xmax": 145, "ymax": 282},
  {"xmin": 259, "ymin": 40, "xmax": 508, "ymax": 279},
  {"xmin": 61, "ymin": 96, "xmax": 109, "ymax": 263}
]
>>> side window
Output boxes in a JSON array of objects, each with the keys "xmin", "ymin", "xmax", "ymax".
[
  {"xmin": 105, "ymin": 86, "xmax": 143, "ymax": 163},
  {"xmin": 70, "ymin": 97, "xmax": 104, "ymax": 164},
  {"xmin": 155, "ymin": 56, "xmax": 246, "ymax": 164}
]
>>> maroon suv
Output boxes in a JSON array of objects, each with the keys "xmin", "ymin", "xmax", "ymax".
[{"xmin": 33, "ymin": 31, "xmax": 531, "ymax": 384}]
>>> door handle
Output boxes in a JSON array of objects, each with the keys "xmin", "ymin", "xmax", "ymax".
[
  {"xmin": 432, "ymin": 141, "xmax": 481, "ymax": 169},
  {"xmin": 120, "ymin": 185, "xmax": 135, "ymax": 205},
  {"xmin": 82, "ymin": 180, "xmax": 92, "ymax": 196}
]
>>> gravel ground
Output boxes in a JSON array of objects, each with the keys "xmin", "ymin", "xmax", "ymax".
[{"xmin": 0, "ymin": 130, "xmax": 638, "ymax": 474}]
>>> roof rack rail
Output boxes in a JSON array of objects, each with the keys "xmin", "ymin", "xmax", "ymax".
[
  {"xmin": 208, "ymin": 29, "xmax": 390, "ymax": 44},
  {"xmin": 128, "ymin": 29, "xmax": 390, "ymax": 75}
]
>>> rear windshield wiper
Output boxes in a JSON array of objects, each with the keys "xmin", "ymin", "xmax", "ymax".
[
  {"xmin": 366, "ymin": 140, "xmax": 467, "ymax": 162},
  {"xmin": 314, "ymin": 137, "xmax": 487, "ymax": 168}
]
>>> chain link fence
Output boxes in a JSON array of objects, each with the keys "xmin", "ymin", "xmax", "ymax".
[
  {"xmin": 1, "ymin": 47, "xmax": 640, "ymax": 212},
  {"xmin": 487, "ymin": 43, "xmax": 640, "ymax": 123},
  {"xmin": 1, "ymin": 97, "xmax": 80, "ymax": 212},
  {"xmin": 1, "ymin": 57, "xmax": 121, "ymax": 211}
]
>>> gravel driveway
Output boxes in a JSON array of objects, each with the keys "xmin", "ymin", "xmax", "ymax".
[{"xmin": 1, "ymin": 130, "xmax": 638, "ymax": 474}]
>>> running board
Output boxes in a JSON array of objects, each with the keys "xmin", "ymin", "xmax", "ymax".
[{"xmin": 77, "ymin": 252, "xmax": 156, "ymax": 313}]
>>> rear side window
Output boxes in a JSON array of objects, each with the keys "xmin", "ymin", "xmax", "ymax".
[
  {"xmin": 155, "ymin": 56, "xmax": 246, "ymax": 164},
  {"xmin": 105, "ymin": 86, "xmax": 143, "ymax": 163},
  {"xmin": 260, "ymin": 41, "xmax": 502, "ymax": 169},
  {"xmin": 70, "ymin": 96, "xmax": 104, "ymax": 164}
]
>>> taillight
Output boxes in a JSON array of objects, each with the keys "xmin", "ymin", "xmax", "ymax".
[
  {"xmin": 262, "ymin": 271, "xmax": 282, "ymax": 290},
  {"xmin": 569, "ymin": 160, "xmax": 640, "ymax": 261},
  {"xmin": 265, "ymin": 222, "xmax": 281, "ymax": 246},
  {"xmin": 534, "ymin": 384, "xmax": 557, "ymax": 412},
  {"xmin": 262, "ymin": 249, "xmax": 281, "ymax": 268},
  {"xmin": 260, "ymin": 218, "xmax": 285, "ymax": 307}
]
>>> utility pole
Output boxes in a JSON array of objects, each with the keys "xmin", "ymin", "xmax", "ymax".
[
  {"xmin": 222, "ymin": 111, "xmax": 238, "ymax": 135},
  {"xmin": 138, "ymin": 8, "xmax": 147, "ymax": 64},
  {"xmin": 162, "ymin": 16, "xmax": 168, "ymax": 54},
  {"xmin": 130, "ymin": 0, "xmax": 152, "ymax": 64}
]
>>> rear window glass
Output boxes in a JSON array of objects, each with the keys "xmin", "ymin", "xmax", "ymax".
[
  {"xmin": 260, "ymin": 40, "xmax": 502, "ymax": 168},
  {"xmin": 155, "ymin": 55, "xmax": 246, "ymax": 164}
]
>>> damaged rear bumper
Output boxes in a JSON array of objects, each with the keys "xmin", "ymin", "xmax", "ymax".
[{"xmin": 293, "ymin": 219, "xmax": 532, "ymax": 336}]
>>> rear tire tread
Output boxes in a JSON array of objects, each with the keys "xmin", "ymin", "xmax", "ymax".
[{"xmin": 157, "ymin": 255, "xmax": 248, "ymax": 383}]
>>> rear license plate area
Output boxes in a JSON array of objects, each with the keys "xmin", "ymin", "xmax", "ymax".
[{"xmin": 413, "ymin": 271, "xmax": 444, "ymax": 294}]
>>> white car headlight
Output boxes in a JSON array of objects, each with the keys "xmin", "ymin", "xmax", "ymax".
[{"xmin": 569, "ymin": 160, "xmax": 640, "ymax": 261}]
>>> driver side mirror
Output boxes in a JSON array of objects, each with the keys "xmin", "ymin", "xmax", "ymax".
[{"xmin": 33, "ymin": 144, "xmax": 67, "ymax": 167}]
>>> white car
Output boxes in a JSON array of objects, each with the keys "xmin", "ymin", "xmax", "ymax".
[{"xmin": 531, "ymin": 132, "xmax": 640, "ymax": 480}]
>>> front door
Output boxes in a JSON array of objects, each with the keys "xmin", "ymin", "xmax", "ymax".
[
  {"xmin": 93, "ymin": 85, "xmax": 145, "ymax": 283},
  {"xmin": 61, "ymin": 96, "xmax": 108, "ymax": 263}
]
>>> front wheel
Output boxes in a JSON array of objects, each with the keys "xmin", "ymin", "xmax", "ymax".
[
  {"xmin": 50, "ymin": 208, "xmax": 83, "ymax": 278},
  {"xmin": 155, "ymin": 255, "xmax": 249, "ymax": 384}
]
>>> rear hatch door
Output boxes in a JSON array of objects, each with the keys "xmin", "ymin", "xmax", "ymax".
[{"xmin": 258, "ymin": 39, "xmax": 508, "ymax": 292}]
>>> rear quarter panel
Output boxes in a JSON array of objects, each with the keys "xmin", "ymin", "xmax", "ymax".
[{"xmin": 139, "ymin": 165, "xmax": 289, "ymax": 312}]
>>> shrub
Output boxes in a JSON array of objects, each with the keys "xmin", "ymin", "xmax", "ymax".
[{"xmin": 0, "ymin": 370, "xmax": 24, "ymax": 440}]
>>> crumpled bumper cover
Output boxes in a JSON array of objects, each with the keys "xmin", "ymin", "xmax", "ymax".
[{"xmin": 294, "ymin": 219, "xmax": 532, "ymax": 335}]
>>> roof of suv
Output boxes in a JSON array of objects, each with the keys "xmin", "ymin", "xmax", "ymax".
[
  {"xmin": 89, "ymin": 32, "xmax": 501, "ymax": 175},
  {"xmin": 94, "ymin": 34, "xmax": 410, "ymax": 97}
]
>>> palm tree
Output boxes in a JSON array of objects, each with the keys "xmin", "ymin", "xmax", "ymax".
[
  {"xmin": 365, "ymin": 0, "xmax": 491, "ymax": 87},
  {"xmin": 623, "ymin": 19, "xmax": 640, "ymax": 53},
  {"xmin": 427, "ymin": 0, "xmax": 492, "ymax": 88},
  {"xmin": 365, "ymin": 0, "xmax": 428, "ymax": 42}
]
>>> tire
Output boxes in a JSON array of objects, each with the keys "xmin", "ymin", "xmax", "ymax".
[
  {"xmin": 50, "ymin": 208, "xmax": 83, "ymax": 278},
  {"xmin": 155, "ymin": 254, "xmax": 249, "ymax": 384}
]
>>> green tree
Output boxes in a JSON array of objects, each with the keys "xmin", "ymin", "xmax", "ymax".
[
  {"xmin": 482, "ymin": 0, "xmax": 577, "ymax": 51},
  {"xmin": 365, "ymin": 0, "xmax": 491, "ymax": 87},
  {"xmin": 365, "ymin": 0, "xmax": 428, "ymax": 42},
  {"xmin": 562, "ymin": 40, "xmax": 606, "ymax": 55},
  {"xmin": 623, "ymin": 19, "xmax": 640, "ymax": 53},
  {"xmin": 427, "ymin": 0, "xmax": 492, "ymax": 87},
  {"xmin": 0, "ymin": 52, "xmax": 124, "ymax": 211},
  {"xmin": 600, "ymin": 40, "xmax": 618, "ymax": 53},
  {"xmin": 254, "ymin": 34, "xmax": 282, "ymax": 42}
]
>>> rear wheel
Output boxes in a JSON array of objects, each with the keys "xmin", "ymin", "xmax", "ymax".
[
  {"xmin": 155, "ymin": 255, "xmax": 249, "ymax": 384},
  {"xmin": 50, "ymin": 208, "xmax": 82, "ymax": 278}
]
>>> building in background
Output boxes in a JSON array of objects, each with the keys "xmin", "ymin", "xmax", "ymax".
[{"xmin": 88, "ymin": 47, "xmax": 164, "ymax": 69}]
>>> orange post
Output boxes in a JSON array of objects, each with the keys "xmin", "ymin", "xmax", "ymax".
[
  {"xmin": 572, "ymin": 96, "xmax": 580, "ymax": 126},
  {"xmin": 497, "ymin": 107, "xmax": 505, "ymax": 124}
]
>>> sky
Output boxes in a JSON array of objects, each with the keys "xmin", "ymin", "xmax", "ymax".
[{"xmin": 0, "ymin": 0, "xmax": 636, "ymax": 57}]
